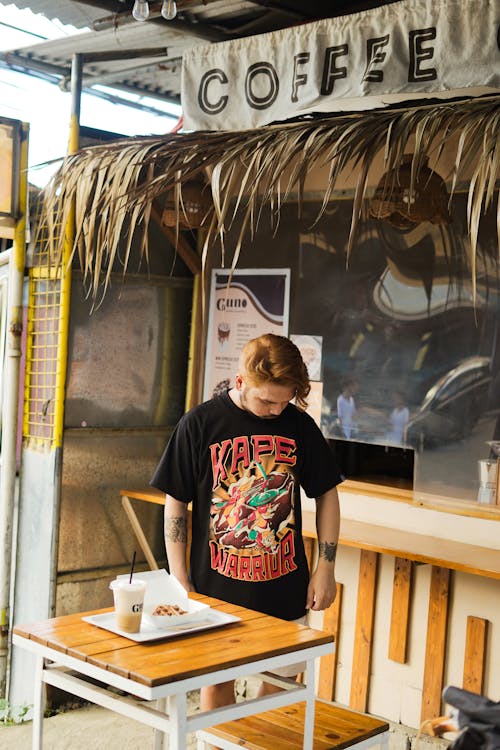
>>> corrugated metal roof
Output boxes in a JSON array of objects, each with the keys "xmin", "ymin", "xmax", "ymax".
[
  {"xmin": 0, "ymin": 0, "xmax": 104, "ymax": 28},
  {"xmin": 3, "ymin": 18, "xmax": 208, "ymax": 102},
  {"xmin": 0, "ymin": 0, "xmax": 282, "ymax": 103},
  {"xmin": 0, "ymin": 1, "xmax": 399, "ymax": 104}
]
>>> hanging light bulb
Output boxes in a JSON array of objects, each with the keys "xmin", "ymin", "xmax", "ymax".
[
  {"xmin": 161, "ymin": 0, "xmax": 177, "ymax": 20},
  {"xmin": 132, "ymin": 0, "xmax": 149, "ymax": 21}
]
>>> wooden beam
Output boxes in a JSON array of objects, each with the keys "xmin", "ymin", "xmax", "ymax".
[
  {"xmin": 151, "ymin": 206, "xmax": 202, "ymax": 274},
  {"xmin": 388, "ymin": 557, "xmax": 413, "ymax": 663},
  {"xmin": 421, "ymin": 566, "xmax": 451, "ymax": 722},
  {"xmin": 350, "ymin": 550, "xmax": 378, "ymax": 712},
  {"xmin": 463, "ymin": 616, "xmax": 488, "ymax": 694},
  {"xmin": 318, "ymin": 583, "xmax": 343, "ymax": 701}
]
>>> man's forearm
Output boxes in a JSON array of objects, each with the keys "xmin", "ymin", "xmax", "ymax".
[
  {"xmin": 306, "ymin": 486, "xmax": 340, "ymax": 610},
  {"xmin": 316, "ymin": 486, "xmax": 340, "ymax": 566},
  {"xmin": 164, "ymin": 495, "xmax": 192, "ymax": 591}
]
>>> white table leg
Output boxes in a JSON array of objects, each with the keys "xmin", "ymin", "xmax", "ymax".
[
  {"xmin": 168, "ymin": 693, "xmax": 188, "ymax": 750},
  {"xmin": 153, "ymin": 697, "xmax": 168, "ymax": 750},
  {"xmin": 32, "ymin": 656, "xmax": 45, "ymax": 750},
  {"xmin": 302, "ymin": 658, "xmax": 316, "ymax": 750}
]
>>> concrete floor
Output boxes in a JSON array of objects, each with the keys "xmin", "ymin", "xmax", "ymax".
[
  {"xmin": 0, "ymin": 704, "xmax": 452, "ymax": 750},
  {"xmin": 0, "ymin": 704, "xmax": 161, "ymax": 749}
]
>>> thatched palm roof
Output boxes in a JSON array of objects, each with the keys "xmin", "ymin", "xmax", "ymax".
[{"xmin": 39, "ymin": 94, "xmax": 500, "ymax": 302}]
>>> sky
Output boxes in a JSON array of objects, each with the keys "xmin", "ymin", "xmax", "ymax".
[{"xmin": 0, "ymin": 3, "xmax": 182, "ymax": 186}]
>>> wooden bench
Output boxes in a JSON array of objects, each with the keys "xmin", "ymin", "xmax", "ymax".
[{"xmin": 197, "ymin": 700, "xmax": 390, "ymax": 750}]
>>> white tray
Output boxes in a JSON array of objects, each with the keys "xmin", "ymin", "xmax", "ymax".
[{"xmin": 82, "ymin": 609, "xmax": 240, "ymax": 642}]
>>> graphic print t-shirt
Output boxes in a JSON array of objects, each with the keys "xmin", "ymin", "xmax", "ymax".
[{"xmin": 151, "ymin": 391, "xmax": 342, "ymax": 620}]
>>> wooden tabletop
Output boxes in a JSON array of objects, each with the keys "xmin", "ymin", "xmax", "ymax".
[{"xmin": 13, "ymin": 595, "xmax": 333, "ymax": 688}]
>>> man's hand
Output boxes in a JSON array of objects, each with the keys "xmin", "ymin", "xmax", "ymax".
[{"xmin": 306, "ymin": 565, "xmax": 337, "ymax": 611}]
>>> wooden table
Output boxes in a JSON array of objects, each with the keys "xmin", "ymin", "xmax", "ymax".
[{"xmin": 13, "ymin": 595, "xmax": 333, "ymax": 750}]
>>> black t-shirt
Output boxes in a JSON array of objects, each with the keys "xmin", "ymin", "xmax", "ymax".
[{"xmin": 151, "ymin": 391, "xmax": 342, "ymax": 620}]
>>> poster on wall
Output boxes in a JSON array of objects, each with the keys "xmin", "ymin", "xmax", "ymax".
[
  {"xmin": 290, "ymin": 334, "xmax": 323, "ymax": 426},
  {"xmin": 203, "ymin": 268, "xmax": 290, "ymax": 400},
  {"xmin": 0, "ymin": 118, "xmax": 21, "ymax": 240}
]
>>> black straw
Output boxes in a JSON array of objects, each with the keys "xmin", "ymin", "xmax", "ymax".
[{"xmin": 129, "ymin": 551, "xmax": 136, "ymax": 584}]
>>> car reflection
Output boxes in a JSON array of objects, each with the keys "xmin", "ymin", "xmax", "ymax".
[{"xmin": 406, "ymin": 356, "xmax": 492, "ymax": 449}]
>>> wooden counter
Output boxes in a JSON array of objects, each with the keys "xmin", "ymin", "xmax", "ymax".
[
  {"xmin": 304, "ymin": 513, "xmax": 500, "ymax": 580},
  {"xmin": 121, "ymin": 487, "xmax": 500, "ymax": 580}
]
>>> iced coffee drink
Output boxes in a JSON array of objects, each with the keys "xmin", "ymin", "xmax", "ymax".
[{"xmin": 110, "ymin": 579, "xmax": 146, "ymax": 633}]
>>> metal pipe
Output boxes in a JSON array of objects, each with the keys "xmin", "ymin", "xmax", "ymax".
[
  {"xmin": 48, "ymin": 53, "xmax": 82, "ymax": 621},
  {"xmin": 52, "ymin": 53, "xmax": 81, "ymax": 448},
  {"xmin": 185, "ymin": 230, "xmax": 205, "ymax": 411},
  {"xmin": 0, "ymin": 121, "xmax": 29, "ymax": 697}
]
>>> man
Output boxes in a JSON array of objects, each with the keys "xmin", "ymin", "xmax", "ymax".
[
  {"xmin": 337, "ymin": 378, "xmax": 358, "ymax": 439},
  {"xmin": 151, "ymin": 333, "xmax": 342, "ymax": 711}
]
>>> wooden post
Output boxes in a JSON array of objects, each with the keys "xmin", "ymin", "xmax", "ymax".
[
  {"xmin": 350, "ymin": 550, "xmax": 378, "ymax": 712},
  {"xmin": 318, "ymin": 583, "xmax": 343, "ymax": 701},
  {"xmin": 463, "ymin": 616, "xmax": 488, "ymax": 694},
  {"xmin": 388, "ymin": 558, "xmax": 413, "ymax": 663},
  {"xmin": 421, "ymin": 566, "xmax": 450, "ymax": 722}
]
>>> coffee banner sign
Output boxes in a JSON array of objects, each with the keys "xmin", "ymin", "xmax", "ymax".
[{"xmin": 182, "ymin": 0, "xmax": 500, "ymax": 131}]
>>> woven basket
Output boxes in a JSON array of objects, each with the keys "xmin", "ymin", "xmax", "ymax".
[
  {"xmin": 162, "ymin": 177, "xmax": 211, "ymax": 229},
  {"xmin": 369, "ymin": 154, "xmax": 451, "ymax": 228}
]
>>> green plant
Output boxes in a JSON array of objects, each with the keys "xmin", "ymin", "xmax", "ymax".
[{"xmin": 0, "ymin": 697, "xmax": 31, "ymax": 726}]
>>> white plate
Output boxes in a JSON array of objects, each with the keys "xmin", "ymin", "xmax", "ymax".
[
  {"xmin": 143, "ymin": 598, "xmax": 210, "ymax": 628},
  {"xmin": 82, "ymin": 609, "xmax": 240, "ymax": 642}
]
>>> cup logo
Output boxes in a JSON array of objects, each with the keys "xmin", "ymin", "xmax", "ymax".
[{"xmin": 132, "ymin": 603, "xmax": 143, "ymax": 613}]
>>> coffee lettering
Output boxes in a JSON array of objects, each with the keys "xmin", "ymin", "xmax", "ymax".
[
  {"xmin": 245, "ymin": 61, "xmax": 279, "ymax": 110},
  {"xmin": 408, "ymin": 27, "xmax": 437, "ymax": 81},
  {"xmin": 320, "ymin": 44, "xmax": 348, "ymax": 95},
  {"xmin": 291, "ymin": 52, "xmax": 310, "ymax": 102},
  {"xmin": 363, "ymin": 35, "xmax": 389, "ymax": 82},
  {"xmin": 198, "ymin": 69, "xmax": 228, "ymax": 114}
]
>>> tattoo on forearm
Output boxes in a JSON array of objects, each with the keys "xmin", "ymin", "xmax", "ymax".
[
  {"xmin": 319, "ymin": 541, "xmax": 337, "ymax": 563},
  {"xmin": 165, "ymin": 517, "xmax": 187, "ymax": 543}
]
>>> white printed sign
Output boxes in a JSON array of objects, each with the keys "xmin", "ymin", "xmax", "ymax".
[{"xmin": 203, "ymin": 269, "xmax": 290, "ymax": 400}]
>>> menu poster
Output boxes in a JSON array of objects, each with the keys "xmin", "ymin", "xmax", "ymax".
[{"xmin": 203, "ymin": 268, "xmax": 290, "ymax": 400}]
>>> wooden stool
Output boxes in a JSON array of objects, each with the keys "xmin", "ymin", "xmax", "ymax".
[{"xmin": 197, "ymin": 700, "xmax": 390, "ymax": 750}]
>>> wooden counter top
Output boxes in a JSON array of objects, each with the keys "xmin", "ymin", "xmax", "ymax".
[
  {"xmin": 303, "ymin": 512, "xmax": 500, "ymax": 580},
  {"xmin": 339, "ymin": 479, "xmax": 500, "ymax": 521},
  {"xmin": 121, "ymin": 487, "xmax": 500, "ymax": 580}
]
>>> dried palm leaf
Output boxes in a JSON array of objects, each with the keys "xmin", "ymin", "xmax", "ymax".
[{"xmin": 36, "ymin": 95, "xmax": 500, "ymax": 304}]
